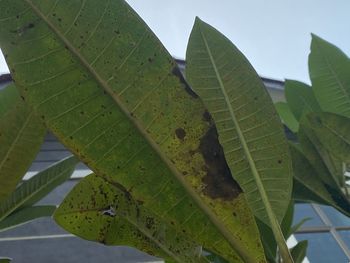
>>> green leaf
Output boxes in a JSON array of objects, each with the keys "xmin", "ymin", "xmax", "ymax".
[
  {"xmin": 0, "ymin": 156, "xmax": 78, "ymax": 222},
  {"xmin": 0, "ymin": 83, "xmax": 18, "ymax": 117},
  {"xmin": 0, "ymin": 84, "xmax": 46, "ymax": 201},
  {"xmin": 0, "ymin": 258, "xmax": 11, "ymax": 263},
  {"xmin": 0, "ymin": 205, "xmax": 55, "ymax": 232},
  {"xmin": 206, "ymin": 253, "xmax": 229, "ymax": 263},
  {"xmin": 284, "ymin": 79, "xmax": 321, "ymax": 120},
  {"xmin": 186, "ymin": 17, "xmax": 292, "ymax": 227},
  {"xmin": 256, "ymin": 201, "xmax": 295, "ymax": 263},
  {"xmin": 55, "ymin": 174, "xmax": 208, "ymax": 263},
  {"xmin": 289, "ymin": 218, "xmax": 311, "ymax": 238},
  {"xmin": 186, "ymin": 17, "xmax": 293, "ymax": 263},
  {"xmin": 307, "ymin": 112, "xmax": 350, "ymax": 163},
  {"xmin": 290, "ymin": 143, "xmax": 335, "ymax": 204},
  {"xmin": 309, "ymin": 34, "xmax": 350, "ymax": 117},
  {"xmin": 0, "ymin": 1, "xmax": 265, "ymax": 262},
  {"xmin": 298, "ymin": 124, "xmax": 339, "ymax": 188},
  {"xmin": 280, "ymin": 202, "xmax": 294, "ymax": 239},
  {"xmin": 275, "ymin": 102, "xmax": 299, "ymax": 133},
  {"xmin": 290, "ymin": 143, "xmax": 350, "ymax": 217},
  {"xmin": 290, "ymin": 240, "xmax": 308, "ymax": 263}
]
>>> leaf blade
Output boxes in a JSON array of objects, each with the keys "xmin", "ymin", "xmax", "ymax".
[
  {"xmin": 0, "ymin": 205, "xmax": 55, "ymax": 232},
  {"xmin": 55, "ymin": 174, "xmax": 208, "ymax": 263},
  {"xmin": 0, "ymin": 156, "xmax": 78, "ymax": 221},
  {"xmin": 0, "ymin": 84, "xmax": 46, "ymax": 201},
  {"xmin": 0, "ymin": 1, "xmax": 265, "ymax": 262},
  {"xmin": 186, "ymin": 17, "xmax": 293, "ymax": 226},
  {"xmin": 309, "ymin": 34, "xmax": 350, "ymax": 117}
]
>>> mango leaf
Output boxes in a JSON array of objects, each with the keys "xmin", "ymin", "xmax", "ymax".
[
  {"xmin": 309, "ymin": 34, "xmax": 350, "ymax": 117},
  {"xmin": 0, "ymin": 205, "xmax": 55, "ymax": 232},
  {"xmin": 55, "ymin": 174, "xmax": 208, "ymax": 263},
  {"xmin": 284, "ymin": 79, "xmax": 321, "ymax": 120},
  {"xmin": 0, "ymin": 156, "xmax": 78, "ymax": 222},
  {"xmin": 275, "ymin": 102, "xmax": 299, "ymax": 133},
  {"xmin": 0, "ymin": 1, "xmax": 265, "ymax": 262},
  {"xmin": 186, "ymin": 17, "xmax": 292, "ymax": 226},
  {"xmin": 290, "ymin": 240, "xmax": 308, "ymax": 263},
  {"xmin": 0, "ymin": 258, "xmax": 11, "ymax": 263},
  {"xmin": 186, "ymin": 17, "xmax": 293, "ymax": 262},
  {"xmin": 290, "ymin": 143, "xmax": 350, "ymax": 217},
  {"xmin": 307, "ymin": 112, "xmax": 350, "ymax": 163},
  {"xmin": 0, "ymin": 84, "xmax": 46, "ymax": 201}
]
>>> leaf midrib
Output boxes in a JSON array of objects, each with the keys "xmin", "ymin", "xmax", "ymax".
[{"xmin": 23, "ymin": 0, "xmax": 247, "ymax": 256}]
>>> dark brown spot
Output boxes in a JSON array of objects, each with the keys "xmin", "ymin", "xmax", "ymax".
[
  {"xmin": 278, "ymin": 159, "xmax": 282, "ymax": 164},
  {"xmin": 171, "ymin": 66, "xmax": 198, "ymax": 98},
  {"xmin": 199, "ymin": 126, "xmax": 241, "ymax": 201},
  {"xmin": 202, "ymin": 110, "xmax": 212, "ymax": 123},
  {"xmin": 145, "ymin": 217, "xmax": 154, "ymax": 229},
  {"xmin": 175, "ymin": 128, "xmax": 186, "ymax": 140}
]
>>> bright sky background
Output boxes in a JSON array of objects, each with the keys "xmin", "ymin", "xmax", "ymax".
[{"xmin": 1, "ymin": 0, "xmax": 349, "ymax": 84}]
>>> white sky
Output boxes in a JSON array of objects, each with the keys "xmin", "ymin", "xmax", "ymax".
[{"xmin": 1, "ymin": 0, "xmax": 349, "ymax": 83}]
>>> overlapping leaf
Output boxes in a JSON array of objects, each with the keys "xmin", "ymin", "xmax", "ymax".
[
  {"xmin": 0, "ymin": 156, "xmax": 78, "ymax": 222},
  {"xmin": 0, "ymin": 84, "xmax": 46, "ymax": 201},
  {"xmin": 290, "ymin": 142, "xmax": 350, "ymax": 217},
  {"xmin": 186, "ymin": 17, "xmax": 292, "ymax": 226},
  {"xmin": 0, "ymin": 205, "xmax": 55, "ymax": 232},
  {"xmin": 55, "ymin": 174, "xmax": 208, "ymax": 263},
  {"xmin": 275, "ymin": 102, "xmax": 299, "ymax": 133},
  {"xmin": 307, "ymin": 112, "xmax": 350, "ymax": 163},
  {"xmin": 284, "ymin": 80, "xmax": 320, "ymax": 120},
  {"xmin": 0, "ymin": 1, "xmax": 265, "ymax": 262}
]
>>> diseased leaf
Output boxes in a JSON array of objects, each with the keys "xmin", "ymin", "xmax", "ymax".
[
  {"xmin": 275, "ymin": 102, "xmax": 299, "ymax": 133},
  {"xmin": 0, "ymin": 84, "xmax": 46, "ymax": 201},
  {"xmin": 0, "ymin": 1, "xmax": 265, "ymax": 262},
  {"xmin": 186, "ymin": 17, "xmax": 292, "ymax": 226},
  {"xmin": 0, "ymin": 156, "xmax": 78, "ymax": 222},
  {"xmin": 186, "ymin": 17, "xmax": 293, "ymax": 262},
  {"xmin": 55, "ymin": 174, "xmax": 208, "ymax": 263},
  {"xmin": 0, "ymin": 205, "xmax": 55, "ymax": 232},
  {"xmin": 290, "ymin": 240, "xmax": 308, "ymax": 263},
  {"xmin": 309, "ymin": 34, "xmax": 350, "ymax": 117}
]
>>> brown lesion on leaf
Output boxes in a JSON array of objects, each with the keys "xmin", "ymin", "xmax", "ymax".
[
  {"xmin": 175, "ymin": 128, "xmax": 186, "ymax": 140},
  {"xmin": 202, "ymin": 110, "xmax": 213, "ymax": 123},
  {"xmin": 171, "ymin": 66, "xmax": 199, "ymax": 99},
  {"xmin": 10, "ymin": 22, "xmax": 36, "ymax": 36},
  {"xmin": 198, "ymin": 125, "xmax": 242, "ymax": 201}
]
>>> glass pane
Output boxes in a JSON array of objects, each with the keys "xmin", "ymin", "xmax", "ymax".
[
  {"xmin": 339, "ymin": 231, "xmax": 350, "ymax": 247},
  {"xmin": 293, "ymin": 204, "xmax": 324, "ymax": 227},
  {"xmin": 320, "ymin": 205, "xmax": 350, "ymax": 227},
  {"xmin": 295, "ymin": 233, "xmax": 348, "ymax": 263}
]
